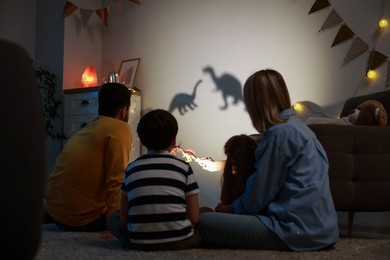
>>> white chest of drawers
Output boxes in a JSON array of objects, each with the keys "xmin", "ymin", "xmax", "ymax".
[
  {"xmin": 63, "ymin": 87, "xmax": 99, "ymax": 139},
  {"xmin": 63, "ymin": 87, "xmax": 141, "ymax": 163}
]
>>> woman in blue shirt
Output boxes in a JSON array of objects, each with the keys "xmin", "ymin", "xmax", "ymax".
[{"xmin": 197, "ymin": 69, "xmax": 339, "ymax": 251}]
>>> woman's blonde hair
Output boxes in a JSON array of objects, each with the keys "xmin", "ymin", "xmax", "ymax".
[{"xmin": 243, "ymin": 69, "xmax": 291, "ymax": 133}]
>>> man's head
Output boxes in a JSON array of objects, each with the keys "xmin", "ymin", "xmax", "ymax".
[
  {"xmin": 98, "ymin": 83, "xmax": 131, "ymax": 121},
  {"xmin": 137, "ymin": 109, "xmax": 178, "ymax": 151}
]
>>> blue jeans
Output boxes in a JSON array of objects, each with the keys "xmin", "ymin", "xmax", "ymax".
[{"xmin": 197, "ymin": 212, "xmax": 290, "ymax": 251}]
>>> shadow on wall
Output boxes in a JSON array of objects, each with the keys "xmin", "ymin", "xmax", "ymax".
[
  {"xmin": 168, "ymin": 79, "xmax": 202, "ymax": 115},
  {"xmin": 168, "ymin": 66, "xmax": 244, "ymax": 116}
]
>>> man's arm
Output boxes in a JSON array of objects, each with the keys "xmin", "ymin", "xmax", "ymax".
[{"xmin": 105, "ymin": 123, "xmax": 132, "ymax": 217}]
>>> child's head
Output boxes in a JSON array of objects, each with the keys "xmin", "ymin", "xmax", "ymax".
[
  {"xmin": 224, "ymin": 134, "xmax": 257, "ymax": 174},
  {"xmin": 221, "ymin": 134, "xmax": 258, "ymax": 204},
  {"xmin": 137, "ymin": 109, "xmax": 178, "ymax": 151}
]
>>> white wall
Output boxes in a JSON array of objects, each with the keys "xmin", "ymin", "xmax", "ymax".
[
  {"xmin": 64, "ymin": 0, "xmax": 390, "ymax": 232},
  {"xmin": 63, "ymin": 10, "xmax": 103, "ymax": 88}
]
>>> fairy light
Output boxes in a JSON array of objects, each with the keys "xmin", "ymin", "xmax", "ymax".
[
  {"xmin": 367, "ymin": 69, "xmax": 377, "ymax": 79},
  {"xmin": 379, "ymin": 18, "xmax": 388, "ymax": 28},
  {"xmin": 293, "ymin": 102, "xmax": 304, "ymax": 113}
]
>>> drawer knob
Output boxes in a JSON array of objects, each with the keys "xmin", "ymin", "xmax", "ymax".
[{"xmin": 81, "ymin": 100, "xmax": 89, "ymax": 105}]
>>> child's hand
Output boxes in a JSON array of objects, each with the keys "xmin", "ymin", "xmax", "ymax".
[{"xmin": 100, "ymin": 230, "xmax": 114, "ymax": 240}]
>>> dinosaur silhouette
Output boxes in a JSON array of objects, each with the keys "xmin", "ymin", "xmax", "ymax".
[
  {"xmin": 168, "ymin": 80, "xmax": 202, "ymax": 115},
  {"xmin": 203, "ymin": 66, "xmax": 243, "ymax": 110}
]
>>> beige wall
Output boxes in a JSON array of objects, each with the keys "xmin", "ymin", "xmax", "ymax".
[
  {"xmin": 61, "ymin": 0, "xmax": 390, "ymax": 232},
  {"xmin": 63, "ymin": 12, "xmax": 103, "ymax": 88},
  {"xmin": 94, "ymin": 0, "xmax": 389, "ymax": 203}
]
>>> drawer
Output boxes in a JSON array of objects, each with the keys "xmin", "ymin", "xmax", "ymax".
[
  {"xmin": 64, "ymin": 91, "xmax": 99, "ymax": 115},
  {"xmin": 64, "ymin": 114, "xmax": 97, "ymax": 139}
]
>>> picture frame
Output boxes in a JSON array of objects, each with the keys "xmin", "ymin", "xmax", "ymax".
[{"xmin": 118, "ymin": 58, "xmax": 140, "ymax": 87}]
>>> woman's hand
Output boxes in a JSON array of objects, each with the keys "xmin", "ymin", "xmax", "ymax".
[
  {"xmin": 196, "ymin": 158, "xmax": 226, "ymax": 172},
  {"xmin": 215, "ymin": 203, "xmax": 233, "ymax": 213}
]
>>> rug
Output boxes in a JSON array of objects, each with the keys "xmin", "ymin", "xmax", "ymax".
[{"xmin": 34, "ymin": 224, "xmax": 390, "ymax": 259}]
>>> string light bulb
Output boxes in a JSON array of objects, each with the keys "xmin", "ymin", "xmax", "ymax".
[
  {"xmin": 293, "ymin": 102, "xmax": 304, "ymax": 113},
  {"xmin": 379, "ymin": 18, "xmax": 388, "ymax": 28},
  {"xmin": 366, "ymin": 69, "xmax": 377, "ymax": 79}
]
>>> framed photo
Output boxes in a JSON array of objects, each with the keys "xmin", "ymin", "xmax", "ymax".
[{"xmin": 118, "ymin": 58, "xmax": 140, "ymax": 87}]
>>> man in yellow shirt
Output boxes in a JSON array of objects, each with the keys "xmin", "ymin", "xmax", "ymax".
[{"xmin": 45, "ymin": 83, "xmax": 132, "ymax": 233}]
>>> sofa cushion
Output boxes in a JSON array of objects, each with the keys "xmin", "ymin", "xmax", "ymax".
[{"xmin": 309, "ymin": 124, "xmax": 390, "ymax": 212}]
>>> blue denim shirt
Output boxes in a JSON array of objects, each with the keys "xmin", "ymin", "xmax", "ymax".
[{"xmin": 232, "ymin": 108, "xmax": 339, "ymax": 251}]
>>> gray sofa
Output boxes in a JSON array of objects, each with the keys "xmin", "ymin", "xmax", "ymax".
[{"xmin": 308, "ymin": 89, "xmax": 390, "ymax": 234}]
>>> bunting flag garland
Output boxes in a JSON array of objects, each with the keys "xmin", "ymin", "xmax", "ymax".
[
  {"xmin": 111, "ymin": 0, "xmax": 126, "ymax": 16},
  {"xmin": 319, "ymin": 9, "xmax": 343, "ymax": 32},
  {"xmin": 309, "ymin": 0, "xmax": 390, "ymax": 86},
  {"xmin": 308, "ymin": 0, "xmax": 330, "ymax": 14},
  {"xmin": 95, "ymin": 8, "xmax": 109, "ymax": 27},
  {"xmin": 79, "ymin": 9, "xmax": 93, "ymax": 27},
  {"xmin": 63, "ymin": 1, "xmax": 78, "ymax": 18},
  {"xmin": 387, "ymin": 62, "xmax": 390, "ymax": 87},
  {"xmin": 368, "ymin": 50, "xmax": 388, "ymax": 70},
  {"xmin": 344, "ymin": 36, "xmax": 370, "ymax": 62},
  {"xmin": 63, "ymin": 0, "xmax": 141, "ymax": 27},
  {"xmin": 332, "ymin": 24, "xmax": 354, "ymax": 47}
]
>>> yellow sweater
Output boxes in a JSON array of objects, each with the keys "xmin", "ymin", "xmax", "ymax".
[{"xmin": 45, "ymin": 116, "xmax": 132, "ymax": 227}]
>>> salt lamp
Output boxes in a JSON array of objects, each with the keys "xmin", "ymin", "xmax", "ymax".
[{"xmin": 81, "ymin": 66, "xmax": 98, "ymax": 87}]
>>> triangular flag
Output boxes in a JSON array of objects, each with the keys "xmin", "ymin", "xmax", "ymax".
[
  {"xmin": 368, "ymin": 50, "xmax": 388, "ymax": 70},
  {"xmin": 308, "ymin": 0, "xmax": 330, "ymax": 14},
  {"xmin": 387, "ymin": 62, "xmax": 390, "ymax": 87},
  {"xmin": 111, "ymin": 0, "xmax": 125, "ymax": 16},
  {"xmin": 96, "ymin": 8, "xmax": 109, "ymax": 27},
  {"xmin": 344, "ymin": 36, "xmax": 369, "ymax": 62},
  {"xmin": 63, "ymin": 1, "xmax": 78, "ymax": 18},
  {"xmin": 79, "ymin": 9, "xmax": 94, "ymax": 28},
  {"xmin": 129, "ymin": 0, "xmax": 141, "ymax": 4},
  {"xmin": 332, "ymin": 24, "xmax": 354, "ymax": 47},
  {"xmin": 319, "ymin": 9, "xmax": 343, "ymax": 32}
]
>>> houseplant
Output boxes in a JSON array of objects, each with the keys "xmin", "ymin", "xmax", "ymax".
[{"xmin": 36, "ymin": 66, "xmax": 66, "ymax": 140}]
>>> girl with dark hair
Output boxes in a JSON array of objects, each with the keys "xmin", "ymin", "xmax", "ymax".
[{"xmin": 217, "ymin": 134, "xmax": 257, "ymax": 209}]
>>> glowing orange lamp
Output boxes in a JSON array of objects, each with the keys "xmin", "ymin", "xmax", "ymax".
[{"xmin": 81, "ymin": 66, "xmax": 98, "ymax": 87}]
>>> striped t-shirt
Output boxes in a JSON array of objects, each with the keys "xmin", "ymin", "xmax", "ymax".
[{"xmin": 121, "ymin": 150, "xmax": 200, "ymax": 244}]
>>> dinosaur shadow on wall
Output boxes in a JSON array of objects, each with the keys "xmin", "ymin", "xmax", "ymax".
[
  {"xmin": 168, "ymin": 79, "xmax": 202, "ymax": 115},
  {"xmin": 168, "ymin": 66, "xmax": 243, "ymax": 116},
  {"xmin": 203, "ymin": 66, "xmax": 243, "ymax": 110}
]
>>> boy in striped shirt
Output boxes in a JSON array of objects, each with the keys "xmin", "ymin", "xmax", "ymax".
[{"xmin": 108, "ymin": 109, "xmax": 201, "ymax": 250}]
